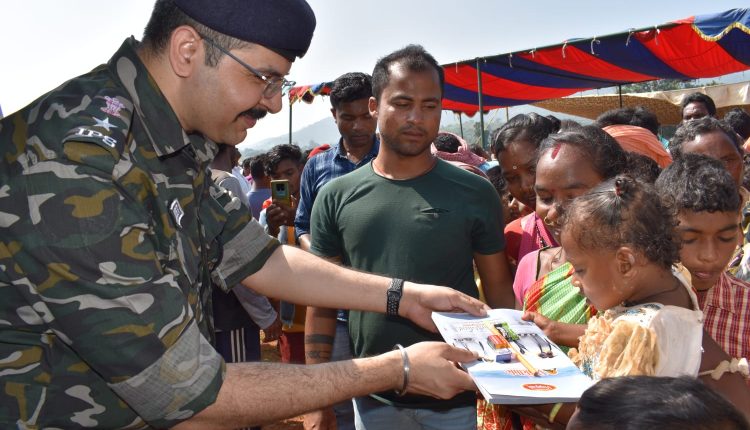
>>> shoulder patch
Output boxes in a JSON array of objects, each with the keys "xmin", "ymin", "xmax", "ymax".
[{"xmin": 62, "ymin": 91, "xmax": 133, "ymax": 161}]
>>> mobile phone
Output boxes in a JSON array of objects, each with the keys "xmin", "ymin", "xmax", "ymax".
[{"xmin": 270, "ymin": 179, "xmax": 292, "ymax": 207}]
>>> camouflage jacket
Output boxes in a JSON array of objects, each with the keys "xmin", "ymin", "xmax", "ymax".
[{"xmin": 0, "ymin": 38, "xmax": 279, "ymax": 429}]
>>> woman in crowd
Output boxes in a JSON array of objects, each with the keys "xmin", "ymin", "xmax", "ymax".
[
  {"xmin": 491, "ymin": 113, "xmax": 560, "ymax": 270},
  {"xmin": 516, "ymin": 126, "xmax": 627, "ymax": 331}
]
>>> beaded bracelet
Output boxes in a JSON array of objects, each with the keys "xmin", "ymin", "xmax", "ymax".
[
  {"xmin": 393, "ymin": 344, "xmax": 410, "ymax": 396},
  {"xmin": 548, "ymin": 402, "xmax": 563, "ymax": 423}
]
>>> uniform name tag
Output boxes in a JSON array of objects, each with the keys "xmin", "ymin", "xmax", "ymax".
[
  {"xmin": 71, "ymin": 127, "xmax": 118, "ymax": 148},
  {"xmin": 170, "ymin": 199, "xmax": 185, "ymax": 229}
]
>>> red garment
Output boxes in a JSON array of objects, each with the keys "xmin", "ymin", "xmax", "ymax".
[
  {"xmin": 697, "ymin": 272, "xmax": 750, "ymax": 363},
  {"xmin": 279, "ymin": 332, "xmax": 305, "ymax": 364},
  {"xmin": 504, "ymin": 217, "xmax": 523, "ymax": 267},
  {"xmin": 261, "ymin": 197, "xmax": 272, "ymax": 210},
  {"xmin": 308, "ymin": 143, "xmax": 331, "ymax": 159},
  {"xmin": 504, "ymin": 213, "xmax": 557, "ymax": 268}
]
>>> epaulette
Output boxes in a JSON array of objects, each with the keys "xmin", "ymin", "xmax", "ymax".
[{"xmin": 60, "ymin": 87, "xmax": 134, "ymax": 162}]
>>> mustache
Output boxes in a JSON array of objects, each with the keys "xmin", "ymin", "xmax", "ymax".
[{"xmin": 240, "ymin": 108, "xmax": 267, "ymax": 120}]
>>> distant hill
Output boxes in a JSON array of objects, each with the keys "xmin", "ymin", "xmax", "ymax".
[{"xmin": 240, "ymin": 117, "xmax": 340, "ymax": 158}]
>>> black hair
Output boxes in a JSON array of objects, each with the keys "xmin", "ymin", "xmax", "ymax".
[
  {"xmin": 562, "ymin": 175, "xmax": 680, "ymax": 269},
  {"xmin": 330, "ymin": 72, "xmax": 373, "ymax": 110},
  {"xmin": 624, "ymin": 152, "xmax": 661, "ymax": 184},
  {"xmin": 545, "ymin": 115, "xmax": 561, "ymax": 132},
  {"xmin": 558, "ymin": 119, "xmax": 582, "ymax": 132},
  {"xmin": 470, "ymin": 143, "xmax": 489, "ymax": 160},
  {"xmin": 264, "ymin": 144, "xmax": 303, "ymax": 176},
  {"xmin": 248, "ymin": 155, "xmax": 267, "ymax": 179},
  {"xmin": 242, "ymin": 157, "xmax": 253, "ymax": 170},
  {"xmin": 142, "ymin": 0, "xmax": 249, "ymax": 66},
  {"xmin": 490, "ymin": 113, "xmax": 558, "ymax": 159},
  {"xmin": 538, "ymin": 125, "xmax": 629, "ymax": 179},
  {"xmin": 486, "ymin": 165, "xmax": 508, "ymax": 197},
  {"xmin": 681, "ymin": 92, "xmax": 717, "ymax": 117},
  {"xmin": 434, "ymin": 133, "xmax": 461, "ymax": 153},
  {"xmin": 669, "ymin": 117, "xmax": 742, "ymax": 159},
  {"xmin": 656, "ymin": 153, "xmax": 741, "ymax": 214},
  {"xmin": 724, "ymin": 107, "xmax": 750, "ymax": 140},
  {"xmin": 595, "ymin": 106, "xmax": 661, "ymax": 136},
  {"xmin": 571, "ymin": 376, "xmax": 749, "ymax": 430},
  {"xmin": 371, "ymin": 44, "xmax": 444, "ymax": 101}
]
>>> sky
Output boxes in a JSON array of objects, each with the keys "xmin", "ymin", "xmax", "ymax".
[{"xmin": 2, "ymin": 1, "xmax": 749, "ymax": 151}]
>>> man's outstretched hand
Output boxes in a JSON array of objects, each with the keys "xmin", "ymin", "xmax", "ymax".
[{"xmin": 399, "ymin": 283, "xmax": 490, "ymax": 332}]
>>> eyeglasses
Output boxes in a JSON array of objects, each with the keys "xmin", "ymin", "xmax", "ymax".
[{"xmin": 199, "ymin": 34, "xmax": 295, "ymax": 98}]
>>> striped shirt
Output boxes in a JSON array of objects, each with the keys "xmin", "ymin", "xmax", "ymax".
[
  {"xmin": 294, "ymin": 137, "xmax": 379, "ymax": 238},
  {"xmin": 697, "ymin": 272, "xmax": 750, "ymax": 362}
]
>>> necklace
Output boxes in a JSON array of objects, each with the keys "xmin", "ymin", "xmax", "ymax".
[
  {"xmin": 622, "ymin": 278, "xmax": 682, "ymax": 307},
  {"xmin": 534, "ymin": 222, "xmax": 549, "ymax": 248},
  {"xmin": 549, "ymin": 247, "xmax": 564, "ymax": 267}
]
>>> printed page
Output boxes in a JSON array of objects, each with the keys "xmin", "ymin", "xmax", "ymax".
[{"xmin": 432, "ymin": 309, "xmax": 594, "ymax": 404}]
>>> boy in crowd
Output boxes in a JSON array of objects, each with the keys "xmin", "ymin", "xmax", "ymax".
[
  {"xmin": 656, "ymin": 153, "xmax": 750, "ymax": 375},
  {"xmin": 259, "ymin": 144, "xmax": 307, "ymax": 365}
]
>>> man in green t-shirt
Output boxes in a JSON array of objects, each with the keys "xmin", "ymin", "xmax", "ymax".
[{"xmin": 310, "ymin": 45, "xmax": 514, "ymax": 430}]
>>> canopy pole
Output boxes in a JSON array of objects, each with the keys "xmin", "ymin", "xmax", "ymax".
[
  {"xmin": 288, "ymin": 101, "xmax": 293, "ymax": 145},
  {"xmin": 618, "ymin": 84, "xmax": 623, "ymax": 108},
  {"xmin": 476, "ymin": 58, "xmax": 486, "ymax": 150},
  {"xmin": 458, "ymin": 112, "xmax": 464, "ymax": 138}
]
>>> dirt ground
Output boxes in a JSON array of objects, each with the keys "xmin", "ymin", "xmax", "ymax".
[{"xmin": 260, "ymin": 340, "xmax": 304, "ymax": 430}]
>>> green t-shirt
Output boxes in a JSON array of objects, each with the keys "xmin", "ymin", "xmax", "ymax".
[{"xmin": 311, "ymin": 159, "xmax": 504, "ymax": 408}]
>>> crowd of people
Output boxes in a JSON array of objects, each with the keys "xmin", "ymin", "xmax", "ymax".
[
  {"xmin": 2, "ymin": 0, "xmax": 750, "ymax": 429},
  {"xmin": 220, "ymin": 70, "xmax": 750, "ymax": 430}
]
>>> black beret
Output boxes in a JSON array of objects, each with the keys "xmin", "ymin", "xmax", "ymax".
[{"xmin": 175, "ymin": 0, "xmax": 316, "ymax": 61}]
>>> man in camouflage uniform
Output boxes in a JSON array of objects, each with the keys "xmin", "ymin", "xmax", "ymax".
[{"xmin": 0, "ymin": 0, "xmax": 485, "ymax": 428}]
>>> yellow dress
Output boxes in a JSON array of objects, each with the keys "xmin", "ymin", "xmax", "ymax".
[{"xmin": 569, "ymin": 268, "xmax": 703, "ymax": 380}]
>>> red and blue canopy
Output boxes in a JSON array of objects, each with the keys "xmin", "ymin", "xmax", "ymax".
[
  {"xmin": 288, "ymin": 82, "xmax": 332, "ymax": 105},
  {"xmin": 289, "ymin": 8, "xmax": 750, "ymax": 114},
  {"xmin": 444, "ymin": 8, "xmax": 750, "ymax": 115}
]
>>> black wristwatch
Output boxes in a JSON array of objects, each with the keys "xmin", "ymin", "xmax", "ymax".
[{"xmin": 386, "ymin": 278, "xmax": 404, "ymax": 317}]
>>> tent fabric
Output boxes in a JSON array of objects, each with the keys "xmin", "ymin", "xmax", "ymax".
[
  {"xmin": 533, "ymin": 81, "xmax": 750, "ymax": 125},
  {"xmin": 287, "ymin": 8, "xmax": 750, "ymax": 114},
  {"xmin": 288, "ymin": 81, "xmax": 332, "ymax": 105},
  {"xmin": 443, "ymin": 8, "xmax": 750, "ymax": 115}
]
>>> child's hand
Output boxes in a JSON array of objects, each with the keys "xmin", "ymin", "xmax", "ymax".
[
  {"xmin": 522, "ymin": 311, "xmax": 556, "ymax": 339},
  {"xmin": 523, "ymin": 311, "xmax": 586, "ymax": 348}
]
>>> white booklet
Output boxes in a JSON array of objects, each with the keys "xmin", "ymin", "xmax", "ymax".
[{"xmin": 432, "ymin": 309, "xmax": 594, "ymax": 404}]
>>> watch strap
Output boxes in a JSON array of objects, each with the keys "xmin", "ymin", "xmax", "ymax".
[{"xmin": 386, "ymin": 278, "xmax": 404, "ymax": 317}]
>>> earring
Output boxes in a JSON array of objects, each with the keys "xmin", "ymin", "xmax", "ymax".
[{"xmin": 544, "ymin": 216, "xmax": 553, "ymax": 226}]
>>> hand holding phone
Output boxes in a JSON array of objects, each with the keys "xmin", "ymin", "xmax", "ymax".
[{"xmin": 270, "ymin": 179, "xmax": 292, "ymax": 207}]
